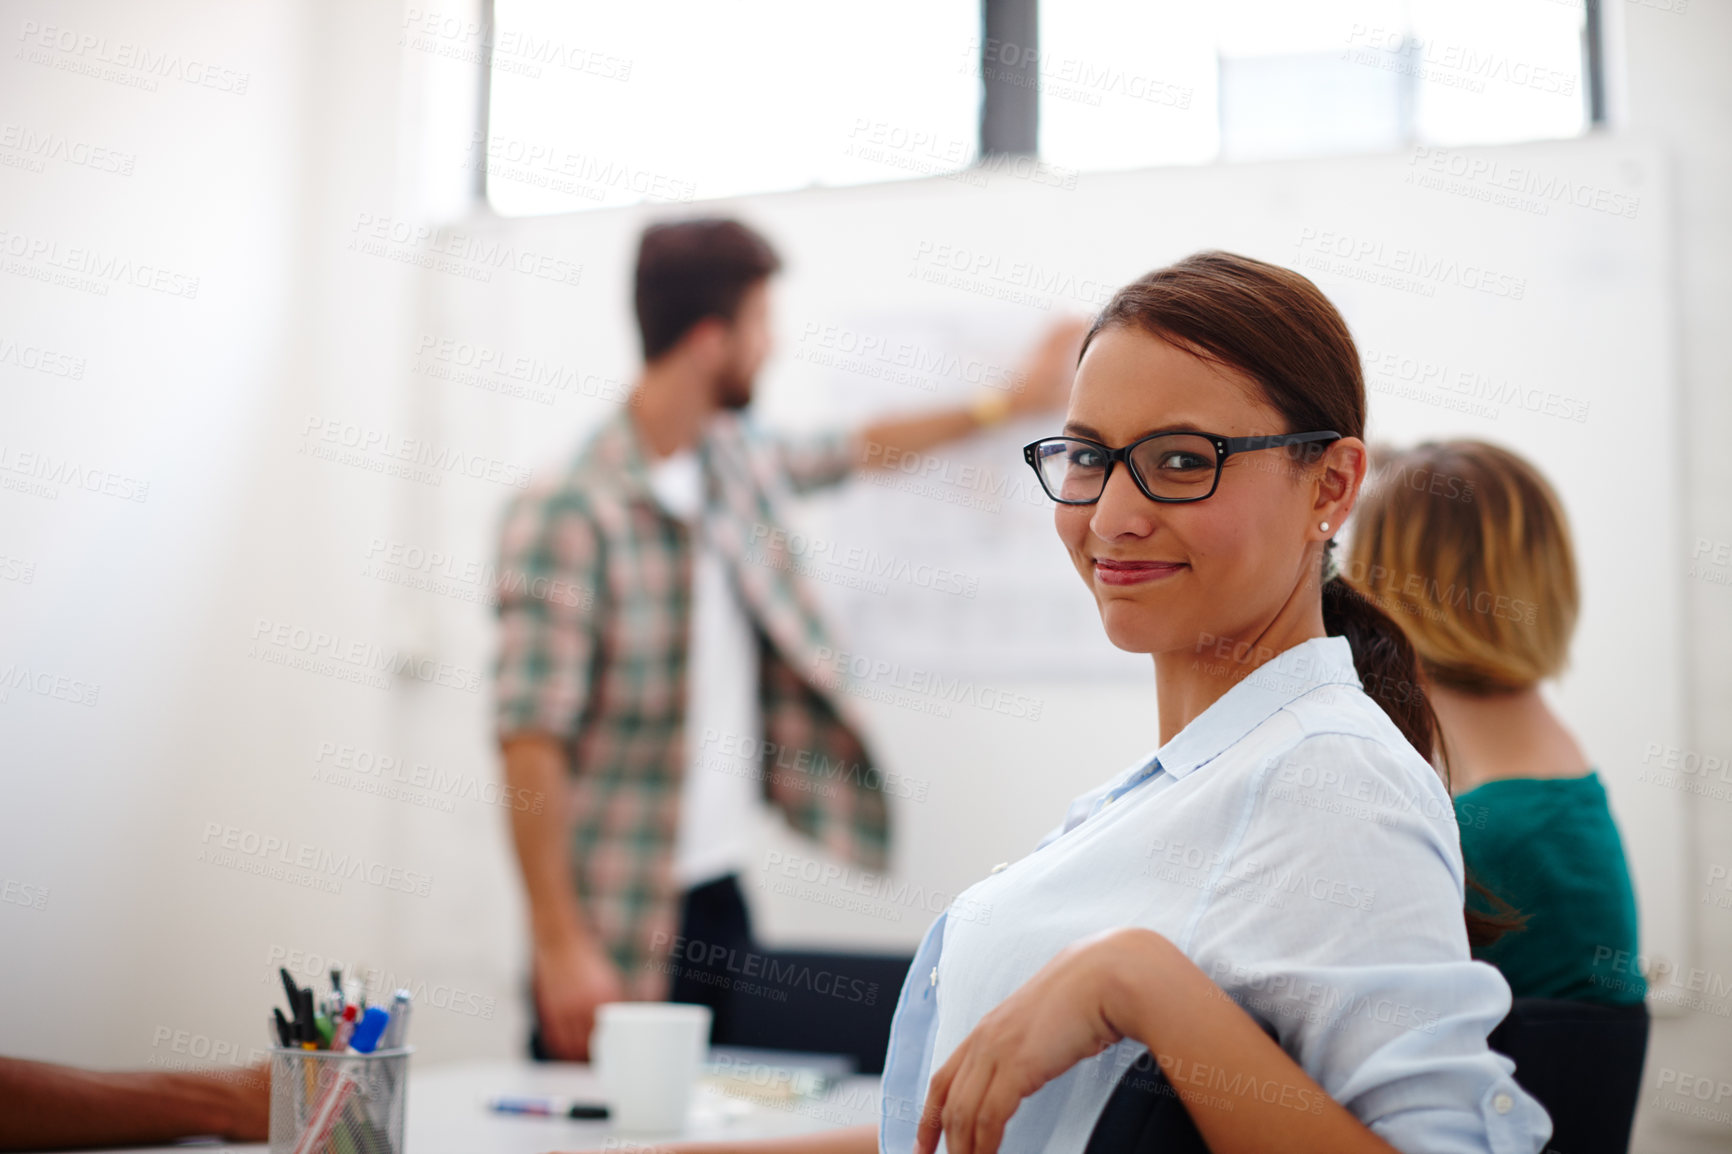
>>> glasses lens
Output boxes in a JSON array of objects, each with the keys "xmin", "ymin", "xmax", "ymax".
[
  {"xmin": 1128, "ymin": 434, "xmax": 1220, "ymax": 500},
  {"xmin": 1033, "ymin": 439, "xmax": 1110, "ymax": 503}
]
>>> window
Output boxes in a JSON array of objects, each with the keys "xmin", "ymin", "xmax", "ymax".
[
  {"xmin": 1039, "ymin": 0, "xmax": 1589, "ymax": 170},
  {"xmin": 464, "ymin": 0, "xmax": 1598, "ymax": 216},
  {"xmin": 481, "ymin": 0, "xmax": 982, "ymax": 217}
]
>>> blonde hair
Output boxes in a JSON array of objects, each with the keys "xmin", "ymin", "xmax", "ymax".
[{"xmin": 1343, "ymin": 441, "xmax": 1578, "ymax": 694}]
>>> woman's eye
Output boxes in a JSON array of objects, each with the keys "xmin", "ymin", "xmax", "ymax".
[
  {"xmin": 1156, "ymin": 452, "xmax": 1209, "ymax": 471},
  {"xmin": 1069, "ymin": 448, "xmax": 1105, "ymax": 468}
]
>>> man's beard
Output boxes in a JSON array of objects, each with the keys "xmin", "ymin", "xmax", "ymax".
[{"xmin": 715, "ymin": 364, "xmax": 754, "ymax": 411}]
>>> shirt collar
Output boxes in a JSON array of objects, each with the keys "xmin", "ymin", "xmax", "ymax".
[
  {"xmin": 1155, "ymin": 636, "xmax": 1362, "ymax": 781},
  {"xmin": 585, "ymin": 406, "xmax": 718, "ymax": 510},
  {"xmin": 574, "ymin": 407, "xmax": 651, "ymax": 496}
]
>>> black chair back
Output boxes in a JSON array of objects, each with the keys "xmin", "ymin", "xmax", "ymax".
[
  {"xmin": 1489, "ymin": 997, "xmax": 1650, "ymax": 1154},
  {"xmin": 715, "ymin": 950, "xmax": 914, "ymax": 1075},
  {"xmin": 532, "ymin": 950, "xmax": 913, "ymax": 1074},
  {"xmin": 1083, "ymin": 997, "xmax": 1650, "ymax": 1154},
  {"xmin": 1082, "ymin": 1052, "xmax": 1210, "ymax": 1154}
]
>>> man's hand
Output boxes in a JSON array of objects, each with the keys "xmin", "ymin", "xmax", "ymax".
[
  {"xmin": 853, "ymin": 317, "xmax": 1091, "ymax": 471},
  {"xmin": 533, "ymin": 937, "xmax": 626, "ymax": 1061},
  {"xmin": 502, "ymin": 734, "xmax": 621, "ymax": 1061},
  {"xmin": 1005, "ymin": 317, "xmax": 1090, "ymax": 418}
]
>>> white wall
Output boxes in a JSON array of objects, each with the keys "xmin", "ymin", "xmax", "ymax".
[
  {"xmin": 412, "ymin": 133, "xmax": 1690, "ymax": 971},
  {"xmin": 0, "ymin": 0, "xmax": 527, "ymax": 1070},
  {"xmin": 2, "ymin": 6, "xmax": 1729, "ymax": 1153},
  {"xmin": 1611, "ymin": 2, "xmax": 1732, "ymax": 1151}
]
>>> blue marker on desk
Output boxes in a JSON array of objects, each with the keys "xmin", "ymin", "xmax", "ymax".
[{"xmin": 487, "ymin": 1096, "xmax": 609, "ymax": 1120}]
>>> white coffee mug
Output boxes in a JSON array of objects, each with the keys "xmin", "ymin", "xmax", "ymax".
[{"xmin": 590, "ymin": 1002, "xmax": 713, "ymax": 1133}]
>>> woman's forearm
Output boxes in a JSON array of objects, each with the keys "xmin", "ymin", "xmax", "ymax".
[{"xmin": 1103, "ymin": 930, "xmax": 1398, "ymax": 1154}]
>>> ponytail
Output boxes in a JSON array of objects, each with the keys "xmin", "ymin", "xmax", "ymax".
[
  {"xmin": 1323, "ymin": 562, "xmax": 1524, "ymax": 947},
  {"xmin": 1321, "ymin": 570, "xmax": 1435, "ymax": 758}
]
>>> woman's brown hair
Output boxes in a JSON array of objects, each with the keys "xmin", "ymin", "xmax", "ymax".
[{"xmin": 1082, "ymin": 251, "xmax": 1514, "ymax": 945}]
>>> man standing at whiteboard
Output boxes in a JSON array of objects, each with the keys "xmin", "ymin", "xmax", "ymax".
[{"xmin": 493, "ymin": 217, "xmax": 1081, "ymax": 1059}]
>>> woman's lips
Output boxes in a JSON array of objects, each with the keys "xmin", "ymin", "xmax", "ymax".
[{"xmin": 1094, "ymin": 559, "xmax": 1187, "ymax": 587}]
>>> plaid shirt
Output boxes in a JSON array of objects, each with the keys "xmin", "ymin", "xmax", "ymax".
[{"xmin": 494, "ymin": 408, "xmax": 889, "ymax": 997}]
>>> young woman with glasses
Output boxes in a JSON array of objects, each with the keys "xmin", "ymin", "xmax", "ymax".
[{"xmin": 559, "ymin": 252, "xmax": 1550, "ymax": 1154}]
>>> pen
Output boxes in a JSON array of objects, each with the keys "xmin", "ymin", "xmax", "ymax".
[
  {"xmin": 331, "ymin": 1004, "xmax": 358, "ymax": 1051},
  {"xmin": 298, "ymin": 988, "xmax": 317, "ymax": 1048},
  {"xmin": 279, "ymin": 967, "xmax": 300, "ymax": 1003},
  {"xmin": 379, "ymin": 990, "xmax": 412, "ymax": 1049},
  {"xmin": 273, "ymin": 1007, "xmax": 294, "ymax": 1048},
  {"xmin": 279, "ymin": 968, "xmax": 303, "ymax": 1026},
  {"xmin": 486, "ymin": 1096, "xmax": 609, "ymax": 1120},
  {"xmin": 290, "ymin": 1070, "xmax": 359, "ymax": 1154}
]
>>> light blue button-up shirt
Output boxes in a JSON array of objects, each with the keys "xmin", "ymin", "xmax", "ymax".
[{"xmin": 879, "ymin": 636, "xmax": 1551, "ymax": 1154}]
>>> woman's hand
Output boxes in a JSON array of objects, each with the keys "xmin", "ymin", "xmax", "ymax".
[{"xmin": 914, "ymin": 928, "xmax": 1162, "ymax": 1154}]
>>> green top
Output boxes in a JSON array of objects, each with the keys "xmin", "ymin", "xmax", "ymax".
[{"xmin": 1455, "ymin": 772, "xmax": 1645, "ymax": 1005}]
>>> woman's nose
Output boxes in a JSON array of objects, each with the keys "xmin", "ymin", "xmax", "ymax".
[{"xmin": 1090, "ymin": 464, "xmax": 1156, "ymax": 540}]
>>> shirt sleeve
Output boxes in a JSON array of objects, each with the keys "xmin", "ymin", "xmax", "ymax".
[
  {"xmin": 879, "ymin": 912, "xmax": 947, "ymax": 1154},
  {"xmin": 492, "ymin": 491, "xmax": 604, "ymax": 742},
  {"xmin": 1191, "ymin": 731, "xmax": 1553, "ymax": 1154},
  {"xmin": 767, "ymin": 429, "xmax": 858, "ymax": 496}
]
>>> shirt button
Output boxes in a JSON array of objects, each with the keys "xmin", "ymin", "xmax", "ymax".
[
  {"xmin": 1493, "ymin": 1093, "xmax": 1514, "ymax": 1115},
  {"xmin": 929, "ymin": 967, "xmax": 938, "ymax": 988},
  {"xmin": 990, "ymin": 862, "xmax": 1009, "ymax": 874}
]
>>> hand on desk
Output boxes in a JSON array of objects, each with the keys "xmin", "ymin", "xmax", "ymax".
[
  {"xmin": 0, "ymin": 1057, "xmax": 268, "ymax": 1150},
  {"xmin": 533, "ymin": 937, "xmax": 625, "ymax": 1062}
]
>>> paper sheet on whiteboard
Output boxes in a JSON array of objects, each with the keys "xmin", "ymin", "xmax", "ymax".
[{"xmin": 768, "ymin": 306, "xmax": 1148, "ymax": 682}]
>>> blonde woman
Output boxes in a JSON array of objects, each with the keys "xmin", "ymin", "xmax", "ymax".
[{"xmin": 1344, "ymin": 441, "xmax": 1643, "ymax": 1007}]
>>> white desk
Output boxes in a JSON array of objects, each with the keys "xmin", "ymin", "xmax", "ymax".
[
  {"xmin": 86, "ymin": 1060, "xmax": 880, "ymax": 1153},
  {"xmin": 407, "ymin": 1060, "xmax": 881, "ymax": 1151}
]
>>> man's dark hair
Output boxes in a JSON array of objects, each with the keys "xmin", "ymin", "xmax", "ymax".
[{"xmin": 634, "ymin": 218, "xmax": 782, "ymax": 361}]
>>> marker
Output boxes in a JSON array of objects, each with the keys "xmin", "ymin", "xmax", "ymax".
[
  {"xmin": 486, "ymin": 1096, "xmax": 609, "ymax": 1120},
  {"xmin": 298, "ymin": 988, "xmax": 317, "ymax": 1048},
  {"xmin": 273, "ymin": 1008, "xmax": 294, "ymax": 1048},
  {"xmin": 279, "ymin": 968, "xmax": 304, "ymax": 1031},
  {"xmin": 349, "ymin": 1005, "xmax": 390, "ymax": 1053},
  {"xmin": 332, "ymin": 1004, "xmax": 358, "ymax": 1051},
  {"xmin": 379, "ymin": 990, "xmax": 412, "ymax": 1049},
  {"xmin": 323, "ymin": 970, "xmax": 346, "ymax": 1021}
]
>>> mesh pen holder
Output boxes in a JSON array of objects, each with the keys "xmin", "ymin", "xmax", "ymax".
[{"xmin": 269, "ymin": 1046, "xmax": 411, "ymax": 1154}]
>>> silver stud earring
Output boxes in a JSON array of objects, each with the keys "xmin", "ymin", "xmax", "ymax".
[{"xmin": 1320, "ymin": 521, "xmax": 1331, "ymax": 533}]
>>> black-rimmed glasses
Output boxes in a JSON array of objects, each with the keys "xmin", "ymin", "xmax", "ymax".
[{"xmin": 1022, "ymin": 429, "xmax": 1342, "ymax": 505}]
